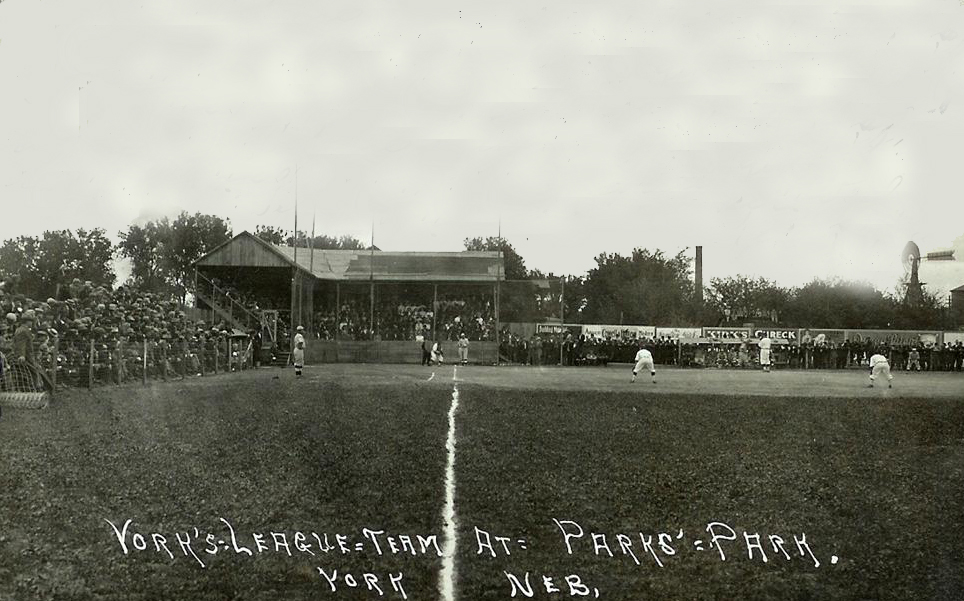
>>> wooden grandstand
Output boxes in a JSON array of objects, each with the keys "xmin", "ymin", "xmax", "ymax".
[{"xmin": 192, "ymin": 231, "xmax": 505, "ymax": 363}]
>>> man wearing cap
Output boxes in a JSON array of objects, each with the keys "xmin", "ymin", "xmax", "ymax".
[
  {"xmin": 13, "ymin": 310, "xmax": 36, "ymax": 366},
  {"xmin": 758, "ymin": 335, "xmax": 773, "ymax": 373},
  {"xmin": 457, "ymin": 332, "xmax": 469, "ymax": 365},
  {"xmin": 867, "ymin": 350, "xmax": 894, "ymax": 388},
  {"xmin": 292, "ymin": 325, "xmax": 306, "ymax": 377},
  {"xmin": 12, "ymin": 309, "xmax": 38, "ymax": 390},
  {"xmin": 907, "ymin": 347, "xmax": 920, "ymax": 372}
]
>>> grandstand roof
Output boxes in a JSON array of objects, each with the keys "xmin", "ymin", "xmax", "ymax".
[{"xmin": 195, "ymin": 231, "xmax": 504, "ymax": 282}]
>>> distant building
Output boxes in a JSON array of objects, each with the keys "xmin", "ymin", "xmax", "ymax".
[{"xmin": 952, "ymin": 284, "xmax": 964, "ymax": 328}]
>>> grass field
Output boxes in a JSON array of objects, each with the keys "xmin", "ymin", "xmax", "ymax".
[{"xmin": 1, "ymin": 364, "xmax": 963, "ymax": 601}]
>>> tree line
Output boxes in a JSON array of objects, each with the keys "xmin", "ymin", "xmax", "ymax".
[{"xmin": 0, "ymin": 213, "xmax": 951, "ymax": 330}]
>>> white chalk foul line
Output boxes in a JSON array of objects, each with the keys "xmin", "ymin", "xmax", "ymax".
[{"xmin": 438, "ymin": 367, "xmax": 460, "ymax": 601}]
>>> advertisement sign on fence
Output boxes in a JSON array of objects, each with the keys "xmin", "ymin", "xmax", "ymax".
[
  {"xmin": 754, "ymin": 328, "xmax": 797, "ymax": 341},
  {"xmin": 800, "ymin": 329, "xmax": 847, "ymax": 345},
  {"xmin": 581, "ymin": 324, "xmax": 657, "ymax": 339},
  {"xmin": 702, "ymin": 327, "xmax": 751, "ymax": 340},
  {"xmin": 846, "ymin": 329, "xmax": 941, "ymax": 347},
  {"xmin": 944, "ymin": 332, "xmax": 964, "ymax": 345},
  {"xmin": 535, "ymin": 323, "xmax": 582, "ymax": 336},
  {"xmin": 655, "ymin": 327, "xmax": 702, "ymax": 340}
]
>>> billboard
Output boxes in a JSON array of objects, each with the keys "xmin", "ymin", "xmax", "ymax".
[
  {"xmin": 845, "ymin": 329, "xmax": 941, "ymax": 347},
  {"xmin": 799, "ymin": 329, "xmax": 847, "ymax": 345},
  {"xmin": 703, "ymin": 327, "xmax": 751, "ymax": 340},
  {"xmin": 944, "ymin": 332, "xmax": 964, "ymax": 345},
  {"xmin": 753, "ymin": 328, "xmax": 797, "ymax": 341},
  {"xmin": 581, "ymin": 324, "xmax": 657, "ymax": 339},
  {"xmin": 656, "ymin": 326, "xmax": 702, "ymax": 340},
  {"xmin": 535, "ymin": 323, "xmax": 582, "ymax": 336}
]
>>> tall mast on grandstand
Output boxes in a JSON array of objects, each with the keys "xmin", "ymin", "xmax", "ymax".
[
  {"xmin": 291, "ymin": 165, "xmax": 299, "ymax": 331},
  {"xmin": 370, "ymin": 219, "xmax": 375, "ymax": 340},
  {"xmin": 293, "ymin": 165, "xmax": 298, "ymax": 263},
  {"xmin": 495, "ymin": 215, "xmax": 501, "ymax": 364}
]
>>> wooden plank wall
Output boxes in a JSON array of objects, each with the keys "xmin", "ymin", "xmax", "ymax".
[{"xmin": 199, "ymin": 236, "xmax": 291, "ymax": 268}]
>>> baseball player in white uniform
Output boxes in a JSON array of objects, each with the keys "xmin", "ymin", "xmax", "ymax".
[
  {"xmin": 292, "ymin": 325, "xmax": 306, "ymax": 377},
  {"xmin": 758, "ymin": 336, "xmax": 772, "ymax": 373},
  {"xmin": 631, "ymin": 344, "xmax": 656, "ymax": 384},
  {"xmin": 867, "ymin": 352, "xmax": 893, "ymax": 388}
]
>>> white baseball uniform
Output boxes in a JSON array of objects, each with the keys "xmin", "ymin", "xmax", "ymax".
[
  {"xmin": 868, "ymin": 353, "xmax": 893, "ymax": 385},
  {"xmin": 634, "ymin": 348, "xmax": 655, "ymax": 374},
  {"xmin": 758, "ymin": 337, "xmax": 772, "ymax": 367}
]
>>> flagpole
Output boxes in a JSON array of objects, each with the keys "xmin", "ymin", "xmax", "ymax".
[
  {"xmin": 291, "ymin": 165, "xmax": 299, "ymax": 333},
  {"xmin": 369, "ymin": 220, "xmax": 375, "ymax": 340},
  {"xmin": 293, "ymin": 165, "xmax": 298, "ymax": 263},
  {"xmin": 495, "ymin": 216, "xmax": 501, "ymax": 365}
]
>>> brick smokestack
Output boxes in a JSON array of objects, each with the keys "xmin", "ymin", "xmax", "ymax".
[{"xmin": 695, "ymin": 246, "xmax": 703, "ymax": 306}]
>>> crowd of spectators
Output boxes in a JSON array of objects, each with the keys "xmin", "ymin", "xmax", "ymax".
[
  {"xmin": 203, "ymin": 276, "xmax": 288, "ymax": 319},
  {"xmin": 8, "ymin": 272, "xmax": 958, "ymax": 386},
  {"xmin": 496, "ymin": 328, "xmax": 964, "ymax": 372},
  {"xmin": 0, "ymin": 277, "xmax": 259, "ymax": 392},
  {"xmin": 499, "ymin": 332, "xmax": 682, "ymax": 366},
  {"xmin": 310, "ymin": 295, "xmax": 496, "ymax": 342}
]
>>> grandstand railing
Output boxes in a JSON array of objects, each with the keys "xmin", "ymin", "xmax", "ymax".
[{"xmin": 192, "ymin": 271, "xmax": 261, "ymax": 332}]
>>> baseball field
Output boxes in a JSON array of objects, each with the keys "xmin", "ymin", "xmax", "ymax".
[{"xmin": 1, "ymin": 364, "xmax": 963, "ymax": 601}]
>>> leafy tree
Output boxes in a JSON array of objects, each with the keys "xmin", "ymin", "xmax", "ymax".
[
  {"xmin": 118, "ymin": 219, "xmax": 173, "ymax": 292},
  {"xmin": 464, "ymin": 236, "xmax": 528, "ymax": 280},
  {"xmin": 256, "ymin": 226, "xmax": 368, "ymax": 250},
  {"xmin": 254, "ymin": 225, "xmax": 286, "ymax": 245},
  {"xmin": 706, "ymin": 275, "xmax": 790, "ymax": 326},
  {"xmin": 0, "ymin": 229, "xmax": 114, "ymax": 299},
  {"xmin": 166, "ymin": 212, "xmax": 233, "ymax": 301},
  {"xmin": 784, "ymin": 279, "xmax": 894, "ymax": 329},
  {"xmin": 309, "ymin": 234, "xmax": 367, "ymax": 250},
  {"xmin": 582, "ymin": 248, "xmax": 696, "ymax": 325},
  {"xmin": 0, "ymin": 236, "xmax": 41, "ymax": 296},
  {"xmin": 891, "ymin": 288, "xmax": 948, "ymax": 330},
  {"xmin": 520, "ymin": 271, "xmax": 587, "ymax": 323}
]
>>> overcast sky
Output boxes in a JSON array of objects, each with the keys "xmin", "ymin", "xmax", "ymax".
[{"xmin": 1, "ymin": 0, "xmax": 962, "ymax": 294}]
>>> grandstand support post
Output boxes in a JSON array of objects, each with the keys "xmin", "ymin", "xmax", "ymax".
[
  {"xmin": 143, "ymin": 339, "xmax": 148, "ymax": 386},
  {"xmin": 334, "ymin": 283, "xmax": 340, "ymax": 345},
  {"xmin": 88, "ymin": 338, "xmax": 95, "ymax": 389}
]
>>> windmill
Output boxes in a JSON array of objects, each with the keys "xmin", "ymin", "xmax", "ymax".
[
  {"xmin": 901, "ymin": 241, "xmax": 927, "ymax": 306},
  {"xmin": 901, "ymin": 241, "xmax": 958, "ymax": 306}
]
